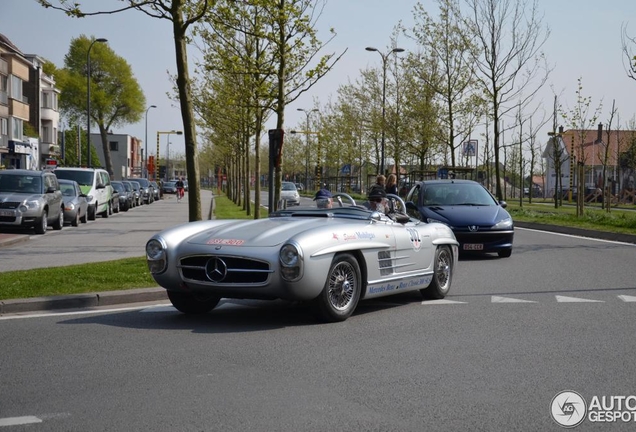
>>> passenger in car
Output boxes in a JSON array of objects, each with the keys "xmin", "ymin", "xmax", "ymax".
[{"xmin": 314, "ymin": 188, "xmax": 333, "ymax": 209}]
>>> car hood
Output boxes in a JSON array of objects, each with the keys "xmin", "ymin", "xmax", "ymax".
[
  {"xmin": 0, "ymin": 192, "xmax": 42, "ymax": 203},
  {"xmin": 423, "ymin": 205, "xmax": 509, "ymax": 226},
  {"xmin": 187, "ymin": 217, "xmax": 334, "ymax": 247}
]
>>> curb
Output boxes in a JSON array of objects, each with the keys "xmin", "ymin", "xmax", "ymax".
[
  {"xmin": 0, "ymin": 287, "xmax": 167, "ymax": 315},
  {"xmin": 0, "ymin": 233, "xmax": 30, "ymax": 248}
]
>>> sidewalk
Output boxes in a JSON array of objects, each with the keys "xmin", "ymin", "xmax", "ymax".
[{"xmin": 0, "ymin": 232, "xmax": 30, "ymax": 248}]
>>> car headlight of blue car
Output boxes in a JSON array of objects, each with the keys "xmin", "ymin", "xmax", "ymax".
[
  {"xmin": 146, "ymin": 238, "xmax": 168, "ymax": 274},
  {"xmin": 493, "ymin": 217, "xmax": 513, "ymax": 229},
  {"xmin": 279, "ymin": 241, "xmax": 303, "ymax": 282}
]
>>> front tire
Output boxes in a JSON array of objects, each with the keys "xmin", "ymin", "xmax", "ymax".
[
  {"xmin": 34, "ymin": 210, "xmax": 48, "ymax": 235},
  {"xmin": 498, "ymin": 249, "xmax": 512, "ymax": 258},
  {"xmin": 311, "ymin": 253, "xmax": 362, "ymax": 322},
  {"xmin": 167, "ymin": 290, "xmax": 220, "ymax": 314},
  {"xmin": 88, "ymin": 204, "xmax": 96, "ymax": 221},
  {"xmin": 52, "ymin": 208, "xmax": 64, "ymax": 230},
  {"xmin": 420, "ymin": 246, "xmax": 453, "ymax": 299}
]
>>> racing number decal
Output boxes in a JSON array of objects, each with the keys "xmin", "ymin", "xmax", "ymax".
[{"xmin": 406, "ymin": 228, "xmax": 422, "ymax": 251}]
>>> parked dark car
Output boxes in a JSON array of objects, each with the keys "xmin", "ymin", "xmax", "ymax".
[
  {"xmin": 405, "ymin": 179, "xmax": 514, "ymax": 258},
  {"xmin": 111, "ymin": 181, "xmax": 132, "ymax": 211},
  {"xmin": 127, "ymin": 178, "xmax": 153, "ymax": 204},
  {"xmin": 0, "ymin": 169, "xmax": 65, "ymax": 234},
  {"xmin": 128, "ymin": 181, "xmax": 142, "ymax": 206},
  {"xmin": 58, "ymin": 179, "xmax": 88, "ymax": 226},
  {"xmin": 120, "ymin": 181, "xmax": 137, "ymax": 208},
  {"xmin": 162, "ymin": 181, "xmax": 177, "ymax": 194},
  {"xmin": 150, "ymin": 181, "xmax": 161, "ymax": 201}
]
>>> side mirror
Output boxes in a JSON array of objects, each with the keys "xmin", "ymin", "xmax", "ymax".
[
  {"xmin": 46, "ymin": 186, "xmax": 56, "ymax": 193},
  {"xmin": 499, "ymin": 200, "xmax": 507, "ymax": 208},
  {"xmin": 97, "ymin": 183, "xmax": 105, "ymax": 189}
]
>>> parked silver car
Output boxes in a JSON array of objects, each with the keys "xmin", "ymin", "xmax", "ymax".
[
  {"xmin": 58, "ymin": 179, "xmax": 88, "ymax": 226},
  {"xmin": 281, "ymin": 181, "xmax": 300, "ymax": 206},
  {"xmin": 0, "ymin": 169, "xmax": 64, "ymax": 234}
]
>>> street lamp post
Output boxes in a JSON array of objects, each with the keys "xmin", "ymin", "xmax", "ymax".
[
  {"xmin": 365, "ymin": 46, "xmax": 404, "ymax": 175},
  {"xmin": 86, "ymin": 37, "xmax": 108, "ymax": 168},
  {"xmin": 297, "ymin": 108, "xmax": 319, "ymax": 191},
  {"xmin": 144, "ymin": 105, "xmax": 157, "ymax": 178}
]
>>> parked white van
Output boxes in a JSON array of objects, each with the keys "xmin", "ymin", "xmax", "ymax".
[{"xmin": 54, "ymin": 168, "xmax": 114, "ymax": 220}]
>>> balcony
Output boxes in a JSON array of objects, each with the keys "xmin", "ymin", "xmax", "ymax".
[{"xmin": 40, "ymin": 107, "xmax": 58, "ymax": 122}]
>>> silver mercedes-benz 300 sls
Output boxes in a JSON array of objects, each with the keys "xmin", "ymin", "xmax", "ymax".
[{"xmin": 146, "ymin": 193, "xmax": 459, "ymax": 322}]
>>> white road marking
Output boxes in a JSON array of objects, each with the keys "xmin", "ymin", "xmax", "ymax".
[
  {"xmin": 516, "ymin": 227, "xmax": 636, "ymax": 246},
  {"xmin": 618, "ymin": 295, "xmax": 636, "ymax": 302},
  {"xmin": 0, "ymin": 416, "xmax": 42, "ymax": 427},
  {"xmin": 0, "ymin": 304, "xmax": 172, "ymax": 320},
  {"xmin": 555, "ymin": 295, "xmax": 604, "ymax": 303},
  {"xmin": 421, "ymin": 299, "xmax": 466, "ymax": 305},
  {"xmin": 491, "ymin": 296, "xmax": 537, "ymax": 303}
]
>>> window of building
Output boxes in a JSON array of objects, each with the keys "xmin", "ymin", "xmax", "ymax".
[
  {"xmin": 0, "ymin": 118, "xmax": 7, "ymax": 136},
  {"xmin": 109, "ymin": 141, "xmax": 119, "ymax": 151},
  {"xmin": 10, "ymin": 75, "xmax": 23, "ymax": 101},
  {"xmin": 42, "ymin": 91, "xmax": 49, "ymax": 109},
  {"xmin": 42, "ymin": 125, "xmax": 51, "ymax": 143},
  {"xmin": 12, "ymin": 118, "xmax": 22, "ymax": 141},
  {"xmin": 0, "ymin": 75, "xmax": 7, "ymax": 105}
]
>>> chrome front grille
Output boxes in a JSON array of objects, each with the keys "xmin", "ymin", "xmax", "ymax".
[{"xmin": 179, "ymin": 255, "xmax": 272, "ymax": 284}]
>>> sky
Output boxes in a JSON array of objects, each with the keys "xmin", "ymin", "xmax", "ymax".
[{"xmin": 2, "ymin": 0, "xmax": 636, "ymax": 161}]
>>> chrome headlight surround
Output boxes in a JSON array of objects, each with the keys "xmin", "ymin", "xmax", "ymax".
[
  {"xmin": 279, "ymin": 241, "xmax": 303, "ymax": 282},
  {"xmin": 146, "ymin": 237, "xmax": 168, "ymax": 274},
  {"xmin": 493, "ymin": 217, "xmax": 513, "ymax": 229}
]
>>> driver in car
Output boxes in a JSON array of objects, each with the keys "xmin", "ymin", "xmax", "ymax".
[{"xmin": 314, "ymin": 188, "xmax": 333, "ymax": 209}]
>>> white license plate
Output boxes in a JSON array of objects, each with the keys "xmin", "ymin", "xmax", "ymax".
[
  {"xmin": 0, "ymin": 209, "xmax": 15, "ymax": 217},
  {"xmin": 463, "ymin": 243, "xmax": 483, "ymax": 251}
]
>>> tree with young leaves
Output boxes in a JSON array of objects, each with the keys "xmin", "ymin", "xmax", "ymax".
[
  {"xmin": 406, "ymin": 0, "xmax": 483, "ymax": 168},
  {"xmin": 39, "ymin": 0, "xmax": 213, "ymax": 222},
  {"xmin": 560, "ymin": 77, "xmax": 603, "ymax": 216},
  {"xmin": 53, "ymin": 35, "xmax": 145, "ymax": 175},
  {"xmin": 459, "ymin": 0, "xmax": 550, "ymax": 201}
]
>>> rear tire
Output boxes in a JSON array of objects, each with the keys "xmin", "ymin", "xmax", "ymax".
[
  {"xmin": 167, "ymin": 290, "xmax": 220, "ymax": 314},
  {"xmin": 311, "ymin": 253, "xmax": 361, "ymax": 322},
  {"xmin": 72, "ymin": 212, "xmax": 80, "ymax": 227},
  {"xmin": 102, "ymin": 203, "xmax": 110, "ymax": 218},
  {"xmin": 420, "ymin": 246, "xmax": 453, "ymax": 299},
  {"xmin": 80, "ymin": 210, "xmax": 88, "ymax": 224}
]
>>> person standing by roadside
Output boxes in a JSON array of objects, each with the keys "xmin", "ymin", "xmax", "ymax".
[{"xmin": 386, "ymin": 174, "xmax": 398, "ymax": 195}]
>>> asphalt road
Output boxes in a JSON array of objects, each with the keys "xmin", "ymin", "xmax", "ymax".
[{"xmin": 1, "ymin": 227, "xmax": 635, "ymax": 431}]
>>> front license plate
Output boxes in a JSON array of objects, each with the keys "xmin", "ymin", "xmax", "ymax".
[
  {"xmin": 0, "ymin": 209, "xmax": 15, "ymax": 217},
  {"xmin": 463, "ymin": 243, "xmax": 483, "ymax": 251}
]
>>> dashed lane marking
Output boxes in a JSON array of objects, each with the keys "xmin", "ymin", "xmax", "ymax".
[
  {"xmin": 0, "ymin": 416, "xmax": 42, "ymax": 427},
  {"xmin": 618, "ymin": 295, "xmax": 636, "ymax": 302},
  {"xmin": 555, "ymin": 295, "xmax": 605, "ymax": 303},
  {"xmin": 420, "ymin": 299, "xmax": 467, "ymax": 305},
  {"xmin": 492, "ymin": 296, "xmax": 537, "ymax": 303}
]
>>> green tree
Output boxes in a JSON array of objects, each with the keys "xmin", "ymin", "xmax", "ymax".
[
  {"xmin": 53, "ymin": 35, "xmax": 145, "ymax": 175},
  {"xmin": 39, "ymin": 0, "xmax": 213, "ymax": 222}
]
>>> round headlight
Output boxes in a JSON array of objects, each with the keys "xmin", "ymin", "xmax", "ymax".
[
  {"xmin": 146, "ymin": 238, "xmax": 165, "ymax": 260},
  {"xmin": 280, "ymin": 244, "xmax": 299, "ymax": 266}
]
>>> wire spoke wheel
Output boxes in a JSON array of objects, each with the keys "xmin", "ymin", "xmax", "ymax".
[
  {"xmin": 327, "ymin": 261, "xmax": 357, "ymax": 311},
  {"xmin": 421, "ymin": 245, "xmax": 453, "ymax": 300},
  {"xmin": 312, "ymin": 253, "xmax": 361, "ymax": 322}
]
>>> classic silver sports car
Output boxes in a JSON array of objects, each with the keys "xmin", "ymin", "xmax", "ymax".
[{"xmin": 146, "ymin": 193, "xmax": 459, "ymax": 322}]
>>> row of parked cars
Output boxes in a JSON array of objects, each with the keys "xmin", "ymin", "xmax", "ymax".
[{"xmin": 0, "ymin": 168, "xmax": 162, "ymax": 235}]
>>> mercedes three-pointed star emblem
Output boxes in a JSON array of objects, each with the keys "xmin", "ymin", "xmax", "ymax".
[{"xmin": 205, "ymin": 257, "xmax": 228, "ymax": 282}]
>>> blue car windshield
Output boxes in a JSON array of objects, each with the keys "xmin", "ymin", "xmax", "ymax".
[{"xmin": 423, "ymin": 183, "xmax": 497, "ymax": 206}]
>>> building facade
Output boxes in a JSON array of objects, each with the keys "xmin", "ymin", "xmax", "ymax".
[
  {"xmin": 0, "ymin": 33, "xmax": 61, "ymax": 170},
  {"xmin": 90, "ymin": 132, "xmax": 143, "ymax": 180}
]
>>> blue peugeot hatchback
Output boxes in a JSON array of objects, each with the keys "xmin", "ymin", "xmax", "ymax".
[{"xmin": 405, "ymin": 180, "xmax": 514, "ymax": 257}]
